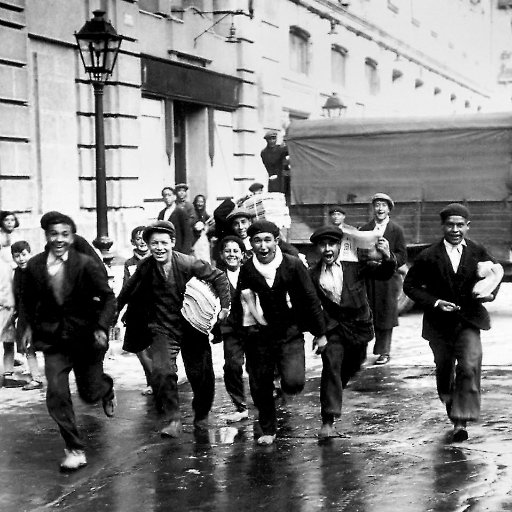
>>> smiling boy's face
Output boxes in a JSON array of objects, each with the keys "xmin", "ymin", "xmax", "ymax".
[{"xmin": 13, "ymin": 249, "xmax": 30, "ymax": 269}]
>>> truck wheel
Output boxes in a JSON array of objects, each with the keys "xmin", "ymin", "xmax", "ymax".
[{"xmin": 397, "ymin": 264, "xmax": 415, "ymax": 315}]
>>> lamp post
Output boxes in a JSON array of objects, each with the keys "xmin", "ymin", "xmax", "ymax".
[
  {"xmin": 75, "ymin": 10, "xmax": 122, "ymax": 260},
  {"xmin": 322, "ymin": 92, "xmax": 347, "ymax": 117}
]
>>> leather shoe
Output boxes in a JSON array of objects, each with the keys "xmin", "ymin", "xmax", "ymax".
[
  {"xmin": 375, "ymin": 354, "xmax": 390, "ymax": 365},
  {"xmin": 102, "ymin": 389, "xmax": 116, "ymax": 417},
  {"xmin": 60, "ymin": 449, "xmax": 87, "ymax": 471},
  {"xmin": 160, "ymin": 420, "xmax": 182, "ymax": 438},
  {"xmin": 452, "ymin": 421, "xmax": 468, "ymax": 442}
]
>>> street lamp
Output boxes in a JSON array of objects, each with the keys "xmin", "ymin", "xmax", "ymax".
[
  {"xmin": 75, "ymin": 10, "xmax": 123, "ymax": 260},
  {"xmin": 322, "ymin": 92, "xmax": 347, "ymax": 117}
]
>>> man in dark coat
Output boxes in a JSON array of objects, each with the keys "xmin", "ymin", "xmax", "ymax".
[
  {"xmin": 117, "ymin": 221, "xmax": 230, "ymax": 439},
  {"xmin": 260, "ymin": 131, "xmax": 289, "ymax": 195},
  {"xmin": 309, "ymin": 226, "xmax": 396, "ymax": 438},
  {"xmin": 360, "ymin": 193, "xmax": 407, "ymax": 365},
  {"xmin": 22, "ymin": 213, "xmax": 116, "ymax": 471},
  {"xmin": 157, "ymin": 186, "xmax": 193, "ymax": 254},
  {"xmin": 403, "ymin": 203, "xmax": 501, "ymax": 442},
  {"xmin": 238, "ymin": 220, "xmax": 326, "ymax": 445}
]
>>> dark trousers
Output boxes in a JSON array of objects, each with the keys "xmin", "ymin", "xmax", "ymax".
[
  {"xmin": 223, "ymin": 332, "xmax": 247, "ymax": 412},
  {"xmin": 149, "ymin": 326, "xmax": 214, "ymax": 422},
  {"xmin": 321, "ymin": 329, "xmax": 367, "ymax": 424},
  {"xmin": 44, "ymin": 349, "xmax": 113, "ymax": 450},
  {"xmin": 245, "ymin": 325, "xmax": 305, "ymax": 435},
  {"xmin": 429, "ymin": 324, "xmax": 482, "ymax": 422},
  {"xmin": 373, "ymin": 328, "xmax": 393, "ymax": 356}
]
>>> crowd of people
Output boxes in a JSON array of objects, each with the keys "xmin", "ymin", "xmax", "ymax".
[{"xmin": 0, "ymin": 174, "xmax": 503, "ymax": 471}]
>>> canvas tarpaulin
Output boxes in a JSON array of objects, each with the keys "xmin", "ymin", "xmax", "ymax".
[{"xmin": 286, "ymin": 114, "xmax": 512, "ymax": 205}]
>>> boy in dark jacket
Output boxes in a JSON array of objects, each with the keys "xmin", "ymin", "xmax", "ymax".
[
  {"xmin": 309, "ymin": 227, "xmax": 396, "ymax": 438},
  {"xmin": 238, "ymin": 220, "xmax": 326, "ymax": 445}
]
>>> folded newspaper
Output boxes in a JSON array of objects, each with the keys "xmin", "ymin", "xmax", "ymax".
[
  {"xmin": 338, "ymin": 225, "xmax": 381, "ymax": 262},
  {"xmin": 242, "ymin": 192, "xmax": 291, "ymax": 229},
  {"xmin": 181, "ymin": 277, "xmax": 221, "ymax": 335}
]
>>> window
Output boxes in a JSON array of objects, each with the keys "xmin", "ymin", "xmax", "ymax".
[
  {"xmin": 289, "ymin": 26, "xmax": 310, "ymax": 75},
  {"xmin": 331, "ymin": 45, "xmax": 347, "ymax": 87},
  {"xmin": 365, "ymin": 58, "xmax": 379, "ymax": 96}
]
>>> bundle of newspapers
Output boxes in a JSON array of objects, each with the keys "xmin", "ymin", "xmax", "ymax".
[
  {"xmin": 181, "ymin": 277, "xmax": 221, "ymax": 335},
  {"xmin": 242, "ymin": 192, "xmax": 291, "ymax": 229}
]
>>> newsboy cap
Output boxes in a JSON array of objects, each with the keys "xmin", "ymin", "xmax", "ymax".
[
  {"xmin": 439, "ymin": 203, "xmax": 470, "ymax": 222},
  {"xmin": 328, "ymin": 205, "xmax": 346, "ymax": 215},
  {"xmin": 227, "ymin": 207, "xmax": 254, "ymax": 222},
  {"xmin": 142, "ymin": 221, "xmax": 176, "ymax": 242},
  {"xmin": 371, "ymin": 193, "xmax": 394, "ymax": 210},
  {"xmin": 40, "ymin": 211, "xmax": 77, "ymax": 233},
  {"xmin": 310, "ymin": 226, "xmax": 343, "ymax": 244},
  {"xmin": 263, "ymin": 130, "xmax": 278, "ymax": 140},
  {"xmin": 174, "ymin": 183, "xmax": 188, "ymax": 191},
  {"xmin": 249, "ymin": 182, "xmax": 264, "ymax": 193},
  {"xmin": 247, "ymin": 220, "xmax": 280, "ymax": 239}
]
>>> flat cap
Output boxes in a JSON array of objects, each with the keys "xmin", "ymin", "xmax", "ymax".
[
  {"xmin": 174, "ymin": 183, "xmax": 188, "ymax": 191},
  {"xmin": 310, "ymin": 226, "xmax": 343, "ymax": 244},
  {"xmin": 40, "ymin": 211, "xmax": 77, "ymax": 233},
  {"xmin": 143, "ymin": 221, "xmax": 176, "ymax": 242},
  {"xmin": 371, "ymin": 193, "xmax": 394, "ymax": 210},
  {"xmin": 227, "ymin": 207, "xmax": 254, "ymax": 221},
  {"xmin": 249, "ymin": 182, "xmax": 264, "ymax": 193},
  {"xmin": 247, "ymin": 220, "xmax": 280, "ymax": 239},
  {"xmin": 328, "ymin": 205, "xmax": 346, "ymax": 215},
  {"xmin": 439, "ymin": 203, "xmax": 470, "ymax": 222},
  {"xmin": 263, "ymin": 130, "xmax": 278, "ymax": 140}
]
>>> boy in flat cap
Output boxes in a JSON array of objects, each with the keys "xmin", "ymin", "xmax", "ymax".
[
  {"xmin": 117, "ymin": 220, "xmax": 230, "ymax": 439},
  {"xmin": 22, "ymin": 213, "xmax": 116, "ymax": 471},
  {"xmin": 238, "ymin": 220, "xmax": 326, "ymax": 445},
  {"xmin": 157, "ymin": 187, "xmax": 193, "ymax": 255},
  {"xmin": 174, "ymin": 183, "xmax": 196, "ymax": 224},
  {"xmin": 403, "ymin": 203, "xmax": 502, "ymax": 442},
  {"xmin": 360, "ymin": 193, "xmax": 407, "ymax": 365},
  {"xmin": 309, "ymin": 226, "xmax": 396, "ymax": 438}
]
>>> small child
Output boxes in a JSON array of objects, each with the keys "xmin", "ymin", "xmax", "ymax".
[
  {"xmin": 122, "ymin": 226, "xmax": 152, "ymax": 395},
  {"xmin": 11, "ymin": 241, "xmax": 43, "ymax": 390},
  {"xmin": 0, "ymin": 253, "xmax": 17, "ymax": 387}
]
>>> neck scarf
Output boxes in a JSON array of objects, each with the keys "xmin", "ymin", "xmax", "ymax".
[{"xmin": 252, "ymin": 246, "xmax": 283, "ymax": 287}]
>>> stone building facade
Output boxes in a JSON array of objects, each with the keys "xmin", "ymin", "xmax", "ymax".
[{"xmin": 0, "ymin": 0, "xmax": 508, "ymax": 254}]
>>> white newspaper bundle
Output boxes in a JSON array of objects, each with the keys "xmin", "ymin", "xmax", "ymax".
[
  {"xmin": 181, "ymin": 277, "xmax": 221, "ymax": 335},
  {"xmin": 338, "ymin": 225, "xmax": 381, "ymax": 262},
  {"xmin": 242, "ymin": 192, "xmax": 291, "ymax": 229},
  {"xmin": 472, "ymin": 261, "xmax": 504, "ymax": 299}
]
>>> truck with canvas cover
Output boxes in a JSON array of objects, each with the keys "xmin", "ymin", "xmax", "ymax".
[{"xmin": 286, "ymin": 113, "xmax": 512, "ymax": 309}]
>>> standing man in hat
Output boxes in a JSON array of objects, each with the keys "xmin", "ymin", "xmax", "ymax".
[
  {"xmin": 174, "ymin": 183, "xmax": 195, "ymax": 221},
  {"xmin": 157, "ymin": 186, "xmax": 193, "ymax": 254},
  {"xmin": 309, "ymin": 226, "xmax": 396, "ymax": 438},
  {"xmin": 260, "ymin": 131, "xmax": 289, "ymax": 196},
  {"xmin": 360, "ymin": 193, "xmax": 407, "ymax": 365},
  {"xmin": 404, "ymin": 204, "xmax": 502, "ymax": 442},
  {"xmin": 328, "ymin": 206, "xmax": 346, "ymax": 229},
  {"xmin": 117, "ymin": 220, "xmax": 231, "ymax": 438},
  {"xmin": 21, "ymin": 213, "xmax": 116, "ymax": 471},
  {"xmin": 238, "ymin": 220, "xmax": 326, "ymax": 445}
]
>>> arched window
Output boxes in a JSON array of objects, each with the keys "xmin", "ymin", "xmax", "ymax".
[
  {"xmin": 365, "ymin": 58, "xmax": 379, "ymax": 95},
  {"xmin": 289, "ymin": 26, "xmax": 310, "ymax": 75},
  {"xmin": 331, "ymin": 44, "xmax": 348, "ymax": 87}
]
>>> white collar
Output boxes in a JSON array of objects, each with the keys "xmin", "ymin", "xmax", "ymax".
[
  {"xmin": 47, "ymin": 251, "xmax": 69, "ymax": 264},
  {"xmin": 443, "ymin": 239, "xmax": 467, "ymax": 252}
]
